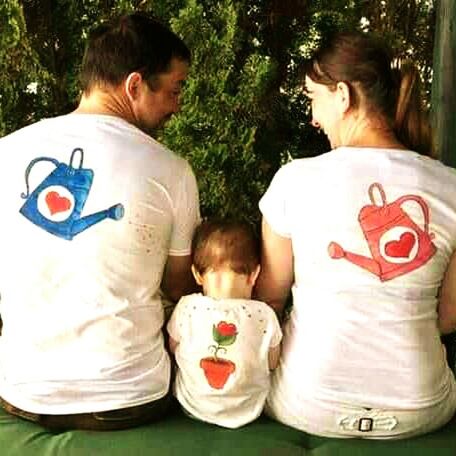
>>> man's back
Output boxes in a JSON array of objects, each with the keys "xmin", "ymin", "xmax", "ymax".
[{"xmin": 0, "ymin": 113, "xmax": 199, "ymax": 414}]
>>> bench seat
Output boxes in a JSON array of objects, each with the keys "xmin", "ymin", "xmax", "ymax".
[{"xmin": 1, "ymin": 405, "xmax": 456, "ymax": 456}]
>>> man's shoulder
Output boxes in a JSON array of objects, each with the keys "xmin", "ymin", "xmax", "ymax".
[
  {"xmin": 0, "ymin": 117, "xmax": 54, "ymax": 143},
  {"xmin": 104, "ymin": 120, "xmax": 190, "ymax": 168}
]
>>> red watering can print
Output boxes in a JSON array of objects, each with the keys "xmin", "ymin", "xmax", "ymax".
[{"xmin": 328, "ymin": 183, "xmax": 436, "ymax": 281}]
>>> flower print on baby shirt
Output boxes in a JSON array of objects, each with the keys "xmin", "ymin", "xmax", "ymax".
[
  {"xmin": 328, "ymin": 182, "xmax": 436, "ymax": 281},
  {"xmin": 200, "ymin": 321, "xmax": 237, "ymax": 389}
]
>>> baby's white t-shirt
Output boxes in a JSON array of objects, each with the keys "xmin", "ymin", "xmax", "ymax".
[{"xmin": 168, "ymin": 293, "xmax": 282, "ymax": 428}]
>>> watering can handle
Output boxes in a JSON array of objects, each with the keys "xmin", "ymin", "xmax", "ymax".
[
  {"xmin": 69, "ymin": 148, "xmax": 84, "ymax": 169},
  {"xmin": 20, "ymin": 157, "xmax": 60, "ymax": 199},
  {"xmin": 397, "ymin": 195, "xmax": 431, "ymax": 234},
  {"xmin": 368, "ymin": 182, "xmax": 387, "ymax": 206}
]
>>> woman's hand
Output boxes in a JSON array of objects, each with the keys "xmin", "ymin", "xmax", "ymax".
[{"xmin": 438, "ymin": 250, "xmax": 456, "ymax": 334}]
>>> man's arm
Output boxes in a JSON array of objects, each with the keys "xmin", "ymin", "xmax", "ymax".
[
  {"xmin": 438, "ymin": 250, "xmax": 456, "ymax": 335},
  {"xmin": 254, "ymin": 218, "xmax": 294, "ymax": 320},
  {"xmin": 161, "ymin": 254, "xmax": 198, "ymax": 304}
]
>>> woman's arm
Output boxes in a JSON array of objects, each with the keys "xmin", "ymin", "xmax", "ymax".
[
  {"xmin": 438, "ymin": 250, "xmax": 456, "ymax": 335},
  {"xmin": 268, "ymin": 344, "xmax": 281, "ymax": 370},
  {"xmin": 254, "ymin": 218, "xmax": 294, "ymax": 320}
]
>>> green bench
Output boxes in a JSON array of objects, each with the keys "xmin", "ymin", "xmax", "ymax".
[
  {"xmin": 1, "ymin": 335, "xmax": 454, "ymax": 455},
  {"xmin": 1, "ymin": 405, "xmax": 456, "ymax": 456}
]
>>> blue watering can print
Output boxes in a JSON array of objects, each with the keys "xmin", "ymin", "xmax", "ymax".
[{"xmin": 19, "ymin": 148, "xmax": 124, "ymax": 240}]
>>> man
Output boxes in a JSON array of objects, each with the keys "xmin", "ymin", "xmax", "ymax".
[{"xmin": 0, "ymin": 12, "xmax": 200, "ymax": 430}]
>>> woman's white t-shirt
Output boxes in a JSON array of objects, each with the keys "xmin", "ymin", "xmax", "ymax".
[{"xmin": 260, "ymin": 147, "xmax": 456, "ymax": 413}]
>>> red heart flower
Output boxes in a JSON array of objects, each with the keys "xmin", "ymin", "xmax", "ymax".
[{"xmin": 216, "ymin": 321, "xmax": 237, "ymax": 337}]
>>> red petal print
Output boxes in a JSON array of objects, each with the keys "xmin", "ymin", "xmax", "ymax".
[{"xmin": 216, "ymin": 321, "xmax": 237, "ymax": 337}]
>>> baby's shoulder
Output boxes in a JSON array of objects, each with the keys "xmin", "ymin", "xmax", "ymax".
[{"xmin": 236, "ymin": 299, "xmax": 276, "ymax": 318}]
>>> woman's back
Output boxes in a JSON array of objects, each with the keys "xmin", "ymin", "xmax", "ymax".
[{"xmin": 260, "ymin": 146, "xmax": 456, "ymax": 409}]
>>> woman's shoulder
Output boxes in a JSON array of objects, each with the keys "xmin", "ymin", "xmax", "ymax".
[{"xmin": 272, "ymin": 156, "xmax": 321, "ymax": 180}]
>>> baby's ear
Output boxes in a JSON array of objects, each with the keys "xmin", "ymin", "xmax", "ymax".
[
  {"xmin": 191, "ymin": 265, "xmax": 204, "ymax": 286},
  {"xmin": 249, "ymin": 265, "xmax": 261, "ymax": 286}
]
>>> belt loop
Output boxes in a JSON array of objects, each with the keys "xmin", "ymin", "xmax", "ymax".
[{"xmin": 358, "ymin": 417, "xmax": 373, "ymax": 432}]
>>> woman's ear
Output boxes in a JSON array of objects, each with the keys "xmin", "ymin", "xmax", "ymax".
[
  {"xmin": 336, "ymin": 81, "xmax": 351, "ymax": 115},
  {"xmin": 191, "ymin": 265, "xmax": 204, "ymax": 286},
  {"xmin": 124, "ymin": 72, "xmax": 143, "ymax": 103}
]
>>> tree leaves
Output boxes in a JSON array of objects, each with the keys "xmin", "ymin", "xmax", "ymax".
[{"xmin": 0, "ymin": 0, "xmax": 436, "ymax": 223}]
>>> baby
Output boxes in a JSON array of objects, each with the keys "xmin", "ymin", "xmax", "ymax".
[{"xmin": 167, "ymin": 219, "xmax": 282, "ymax": 428}]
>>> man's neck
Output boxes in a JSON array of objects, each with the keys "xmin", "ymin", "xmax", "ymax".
[{"xmin": 74, "ymin": 87, "xmax": 134, "ymax": 123}]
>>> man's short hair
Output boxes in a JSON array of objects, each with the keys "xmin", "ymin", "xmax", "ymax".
[
  {"xmin": 192, "ymin": 219, "xmax": 261, "ymax": 276},
  {"xmin": 80, "ymin": 12, "xmax": 190, "ymax": 93}
]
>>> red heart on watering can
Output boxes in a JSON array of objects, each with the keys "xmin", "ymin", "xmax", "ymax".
[
  {"xmin": 45, "ymin": 191, "xmax": 71, "ymax": 215},
  {"xmin": 384, "ymin": 232, "xmax": 416, "ymax": 258}
]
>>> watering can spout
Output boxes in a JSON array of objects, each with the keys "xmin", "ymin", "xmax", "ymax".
[
  {"xmin": 328, "ymin": 242, "xmax": 381, "ymax": 278},
  {"xmin": 70, "ymin": 204, "xmax": 124, "ymax": 237}
]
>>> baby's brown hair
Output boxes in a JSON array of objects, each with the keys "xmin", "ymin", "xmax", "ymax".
[{"xmin": 192, "ymin": 219, "xmax": 260, "ymax": 276}]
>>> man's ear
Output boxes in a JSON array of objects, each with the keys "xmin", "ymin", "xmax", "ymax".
[
  {"xmin": 191, "ymin": 265, "xmax": 204, "ymax": 286},
  {"xmin": 124, "ymin": 72, "xmax": 143, "ymax": 103},
  {"xmin": 336, "ymin": 81, "xmax": 351, "ymax": 115}
]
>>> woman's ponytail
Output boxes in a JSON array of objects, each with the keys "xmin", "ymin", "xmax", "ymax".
[{"xmin": 393, "ymin": 62, "xmax": 433, "ymax": 157}]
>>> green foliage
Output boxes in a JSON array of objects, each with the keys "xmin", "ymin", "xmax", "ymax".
[
  {"xmin": 0, "ymin": 1, "xmax": 39, "ymax": 135},
  {"xmin": 0, "ymin": 1, "xmax": 23, "ymax": 49},
  {"xmin": 0, "ymin": 0, "xmax": 437, "ymax": 225},
  {"xmin": 162, "ymin": 0, "xmax": 276, "ymax": 224}
]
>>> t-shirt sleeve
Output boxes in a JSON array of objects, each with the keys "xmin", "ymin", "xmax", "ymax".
[
  {"xmin": 259, "ymin": 163, "xmax": 292, "ymax": 238},
  {"xmin": 268, "ymin": 310, "xmax": 283, "ymax": 348},
  {"xmin": 168, "ymin": 160, "xmax": 201, "ymax": 256},
  {"xmin": 167, "ymin": 297, "xmax": 186, "ymax": 342}
]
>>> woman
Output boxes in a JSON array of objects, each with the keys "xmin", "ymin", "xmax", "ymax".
[{"xmin": 256, "ymin": 31, "xmax": 456, "ymax": 439}]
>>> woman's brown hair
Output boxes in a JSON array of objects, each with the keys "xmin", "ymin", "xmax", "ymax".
[{"xmin": 303, "ymin": 31, "xmax": 432, "ymax": 157}]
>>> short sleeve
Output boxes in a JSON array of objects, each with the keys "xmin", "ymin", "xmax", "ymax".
[
  {"xmin": 268, "ymin": 309, "xmax": 283, "ymax": 348},
  {"xmin": 168, "ymin": 160, "xmax": 201, "ymax": 256},
  {"xmin": 167, "ymin": 296, "xmax": 187, "ymax": 342},
  {"xmin": 259, "ymin": 163, "xmax": 293, "ymax": 238}
]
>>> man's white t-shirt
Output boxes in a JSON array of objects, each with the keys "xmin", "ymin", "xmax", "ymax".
[
  {"xmin": 260, "ymin": 147, "xmax": 456, "ymax": 416},
  {"xmin": 0, "ymin": 114, "xmax": 200, "ymax": 414},
  {"xmin": 167, "ymin": 293, "xmax": 282, "ymax": 428}
]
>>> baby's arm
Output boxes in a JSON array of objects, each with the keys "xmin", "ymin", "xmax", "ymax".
[{"xmin": 268, "ymin": 343, "xmax": 281, "ymax": 370}]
